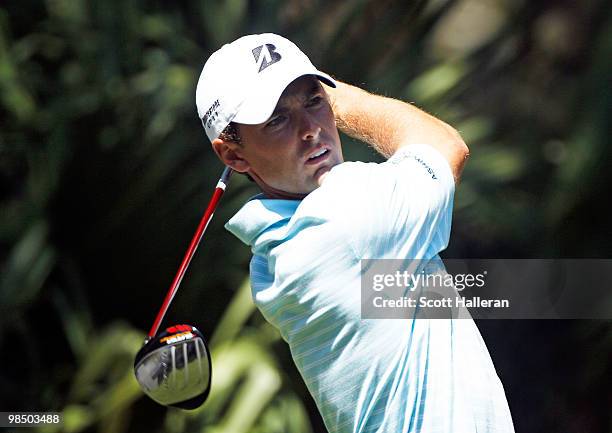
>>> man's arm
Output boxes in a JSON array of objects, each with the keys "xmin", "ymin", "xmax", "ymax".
[{"xmin": 325, "ymin": 80, "xmax": 469, "ymax": 183}]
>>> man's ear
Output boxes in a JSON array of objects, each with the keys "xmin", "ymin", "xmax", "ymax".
[{"xmin": 211, "ymin": 138, "xmax": 250, "ymax": 173}]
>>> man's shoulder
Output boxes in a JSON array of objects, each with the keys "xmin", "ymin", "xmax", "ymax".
[{"xmin": 316, "ymin": 159, "xmax": 376, "ymax": 190}]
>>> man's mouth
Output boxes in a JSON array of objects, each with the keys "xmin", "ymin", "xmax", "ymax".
[{"xmin": 305, "ymin": 148, "xmax": 330, "ymax": 165}]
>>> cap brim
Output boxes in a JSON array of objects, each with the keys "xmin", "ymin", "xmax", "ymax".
[{"xmin": 232, "ymin": 71, "xmax": 336, "ymax": 125}]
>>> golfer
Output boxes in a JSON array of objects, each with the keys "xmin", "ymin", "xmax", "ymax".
[{"xmin": 196, "ymin": 33, "xmax": 515, "ymax": 433}]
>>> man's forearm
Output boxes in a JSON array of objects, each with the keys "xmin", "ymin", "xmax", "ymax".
[{"xmin": 325, "ymin": 80, "xmax": 469, "ymax": 182}]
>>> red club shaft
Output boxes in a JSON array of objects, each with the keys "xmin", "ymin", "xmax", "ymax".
[{"xmin": 147, "ymin": 167, "xmax": 233, "ymax": 338}]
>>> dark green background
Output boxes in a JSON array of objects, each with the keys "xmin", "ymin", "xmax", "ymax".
[{"xmin": 1, "ymin": 1, "xmax": 610, "ymax": 432}]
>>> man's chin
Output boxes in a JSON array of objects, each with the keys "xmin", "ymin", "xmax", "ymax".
[
  {"xmin": 314, "ymin": 163, "xmax": 337, "ymax": 187},
  {"xmin": 316, "ymin": 171, "xmax": 331, "ymax": 186}
]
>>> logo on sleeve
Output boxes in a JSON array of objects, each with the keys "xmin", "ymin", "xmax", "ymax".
[
  {"xmin": 411, "ymin": 154, "xmax": 438, "ymax": 180},
  {"xmin": 252, "ymin": 44, "xmax": 281, "ymax": 72},
  {"xmin": 391, "ymin": 150, "xmax": 438, "ymax": 180}
]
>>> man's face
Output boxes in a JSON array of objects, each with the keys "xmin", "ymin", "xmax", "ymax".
[{"xmin": 218, "ymin": 76, "xmax": 343, "ymax": 196}]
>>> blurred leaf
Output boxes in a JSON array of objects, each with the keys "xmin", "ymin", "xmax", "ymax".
[
  {"xmin": 0, "ymin": 221, "xmax": 55, "ymax": 311},
  {"xmin": 455, "ymin": 116, "xmax": 494, "ymax": 144},
  {"xmin": 209, "ymin": 277, "xmax": 255, "ymax": 348},
  {"xmin": 2, "ymin": 1, "xmax": 611, "ymax": 433},
  {"xmin": 213, "ymin": 363, "xmax": 282, "ymax": 433},
  {"xmin": 462, "ymin": 144, "xmax": 526, "ymax": 183},
  {"xmin": 200, "ymin": 0, "xmax": 248, "ymax": 47},
  {"xmin": 0, "ymin": 18, "xmax": 36, "ymax": 121},
  {"xmin": 51, "ymin": 286, "xmax": 92, "ymax": 360},
  {"xmin": 405, "ymin": 61, "xmax": 467, "ymax": 102},
  {"xmin": 62, "ymin": 405, "xmax": 93, "ymax": 433},
  {"xmin": 252, "ymin": 394, "xmax": 314, "ymax": 433},
  {"xmin": 68, "ymin": 323, "xmax": 143, "ymax": 401}
]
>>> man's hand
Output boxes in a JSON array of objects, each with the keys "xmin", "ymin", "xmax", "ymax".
[{"xmin": 324, "ymin": 80, "xmax": 469, "ymax": 183}]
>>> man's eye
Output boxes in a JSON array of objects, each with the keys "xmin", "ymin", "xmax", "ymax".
[
  {"xmin": 266, "ymin": 115, "xmax": 286, "ymax": 128},
  {"xmin": 307, "ymin": 96, "xmax": 323, "ymax": 107}
]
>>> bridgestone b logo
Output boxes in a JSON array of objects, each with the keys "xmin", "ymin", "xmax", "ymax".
[{"xmin": 252, "ymin": 44, "xmax": 281, "ymax": 72}]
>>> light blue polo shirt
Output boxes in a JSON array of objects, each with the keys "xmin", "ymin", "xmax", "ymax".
[{"xmin": 226, "ymin": 144, "xmax": 515, "ymax": 433}]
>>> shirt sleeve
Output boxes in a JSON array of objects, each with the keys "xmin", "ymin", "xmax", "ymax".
[{"xmin": 341, "ymin": 143, "xmax": 456, "ymax": 259}]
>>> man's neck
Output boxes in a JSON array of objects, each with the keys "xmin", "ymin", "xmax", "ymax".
[
  {"xmin": 249, "ymin": 170, "xmax": 308, "ymax": 200},
  {"xmin": 262, "ymin": 190, "xmax": 307, "ymax": 200}
]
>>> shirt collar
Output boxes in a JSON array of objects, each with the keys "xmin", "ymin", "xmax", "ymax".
[{"xmin": 225, "ymin": 195, "xmax": 301, "ymax": 246}]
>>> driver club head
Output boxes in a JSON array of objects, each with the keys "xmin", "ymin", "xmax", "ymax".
[{"xmin": 134, "ymin": 324, "xmax": 212, "ymax": 409}]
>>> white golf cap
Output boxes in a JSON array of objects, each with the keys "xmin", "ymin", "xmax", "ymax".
[{"xmin": 196, "ymin": 33, "xmax": 336, "ymax": 142}]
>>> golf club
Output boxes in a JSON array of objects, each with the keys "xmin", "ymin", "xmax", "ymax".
[{"xmin": 134, "ymin": 166, "xmax": 232, "ymax": 409}]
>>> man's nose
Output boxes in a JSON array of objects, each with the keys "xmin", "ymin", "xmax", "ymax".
[{"xmin": 299, "ymin": 111, "xmax": 321, "ymax": 141}]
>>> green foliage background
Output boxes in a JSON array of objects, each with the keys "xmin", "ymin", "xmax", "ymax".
[{"xmin": 1, "ymin": 0, "xmax": 611, "ymax": 432}]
